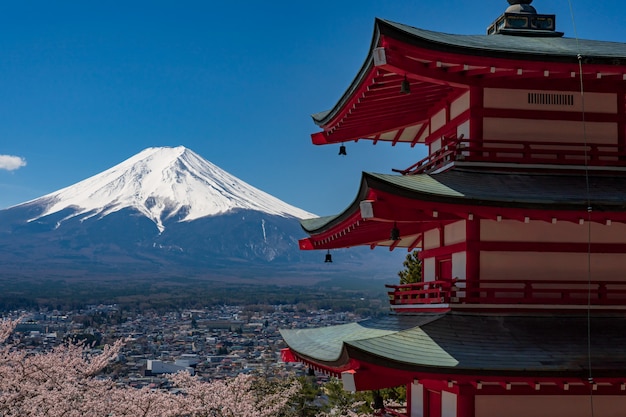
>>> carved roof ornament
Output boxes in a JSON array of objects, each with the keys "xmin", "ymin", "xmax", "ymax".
[
  {"xmin": 487, "ymin": 0, "xmax": 563, "ymax": 37},
  {"xmin": 506, "ymin": 0, "xmax": 537, "ymax": 14}
]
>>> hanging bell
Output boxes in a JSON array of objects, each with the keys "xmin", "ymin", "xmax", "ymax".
[
  {"xmin": 324, "ymin": 250, "xmax": 333, "ymax": 263},
  {"xmin": 338, "ymin": 144, "xmax": 347, "ymax": 156},
  {"xmin": 390, "ymin": 223, "xmax": 400, "ymax": 241},
  {"xmin": 400, "ymin": 75, "xmax": 411, "ymax": 94}
]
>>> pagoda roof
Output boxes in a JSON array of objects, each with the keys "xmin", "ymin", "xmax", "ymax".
[
  {"xmin": 376, "ymin": 20, "xmax": 626, "ymax": 66},
  {"xmin": 312, "ymin": 19, "xmax": 626, "ymax": 146},
  {"xmin": 280, "ymin": 314, "xmax": 442, "ymax": 365},
  {"xmin": 300, "ymin": 170, "xmax": 626, "ymax": 250},
  {"xmin": 280, "ymin": 312, "xmax": 626, "ymax": 378}
]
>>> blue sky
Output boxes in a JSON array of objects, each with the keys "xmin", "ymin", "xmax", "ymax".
[{"xmin": 0, "ymin": 1, "xmax": 623, "ymax": 215}]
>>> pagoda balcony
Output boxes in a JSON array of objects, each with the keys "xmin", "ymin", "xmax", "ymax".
[
  {"xmin": 386, "ymin": 279, "xmax": 626, "ymax": 311},
  {"xmin": 394, "ymin": 137, "xmax": 626, "ymax": 175}
]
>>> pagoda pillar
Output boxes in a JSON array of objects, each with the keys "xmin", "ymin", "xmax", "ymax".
[
  {"xmin": 619, "ymin": 87, "xmax": 625, "ymax": 158},
  {"xmin": 469, "ymin": 86, "xmax": 484, "ymax": 146},
  {"xmin": 456, "ymin": 386, "xmax": 475, "ymax": 417},
  {"xmin": 465, "ymin": 218, "xmax": 480, "ymax": 289}
]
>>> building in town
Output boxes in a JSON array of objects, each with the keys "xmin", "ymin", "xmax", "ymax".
[{"xmin": 280, "ymin": 1, "xmax": 626, "ymax": 416}]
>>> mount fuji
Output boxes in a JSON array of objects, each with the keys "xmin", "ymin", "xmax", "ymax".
[
  {"xmin": 18, "ymin": 146, "xmax": 315, "ymax": 233},
  {"xmin": 0, "ymin": 146, "xmax": 402, "ymax": 283}
]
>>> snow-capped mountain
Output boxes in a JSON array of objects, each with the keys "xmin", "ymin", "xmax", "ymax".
[
  {"xmin": 0, "ymin": 146, "xmax": 403, "ymax": 283},
  {"xmin": 20, "ymin": 146, "xmax": 315, "ymax": 233}
]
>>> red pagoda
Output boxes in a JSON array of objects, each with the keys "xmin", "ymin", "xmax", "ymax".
[{"xmin": 280, "ymin": 1, "xmax": 626, "ymax": 416}]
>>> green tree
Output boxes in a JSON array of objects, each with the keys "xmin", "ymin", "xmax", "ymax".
[
  {"xmin": 291, "ymin": 376, "xmax": 323, "ymax": 417},
  {"xmin": 249, "ymin": 376, "xmax": 315, "ymax": 417},
  {"xmin": 323, "ymin": 378, "xmax": 372, "ymax": 415},
  {"xmin": 378, "ymin": 385, "xmax": 406, "ymax": 404},
  {"xmin": 397, "ymin": 250, "xmax": 422, "ymax": 284}
]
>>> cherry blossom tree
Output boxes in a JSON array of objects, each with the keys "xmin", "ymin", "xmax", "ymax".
[
  {"xmin": 0, "ymin": 318, "xmax": 381, "ymax": 417},
  {"xmin": 0, "ymin": 319, "xmax": 299, "ymax": 417}
]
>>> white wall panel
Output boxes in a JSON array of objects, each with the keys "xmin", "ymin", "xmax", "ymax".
[
  {"xmin": 411, "ymin": 382, "xmax": 424, "ymax": 417},
  {"xmin": 481, "ymin": 220, "xmax": 626, "ymax": 244},
  {"xmin": 451, "ymin": 91, "xmax": 470, "ymax": 119},
  {"xmin": 442, "ymin": 391, "xmax": 457, "ymax": 417}
]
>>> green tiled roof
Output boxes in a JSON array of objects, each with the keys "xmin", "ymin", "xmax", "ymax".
[
  {"xmin": 367, "ymin": 170, "xmax": 626, "ymax": 207},
  {"xmin": 367, "ymin": 172, "xmax": 466, "ymax": 199},
  {"xmin": 301, "ymin": 170, "xmax": 626, "ymax": 233},
  {"xmin": 347, "ymin": 325, "xmax": 458, "ymax": 368},
  {"xmin": 300, "ymin": 214, "xmax": 341, "ymax": 234},
  {"xmin": 282, "ymin": 312, "xmax": 626, "ymax": 375},
  {"xmin": 280, "ymin": 315, "xmax": 442, "ymax": 363}
]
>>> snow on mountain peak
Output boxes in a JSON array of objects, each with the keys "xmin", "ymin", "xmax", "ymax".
[{"xmin": 25, "ymin": 146, "xmax": 316, "ymax": 232}]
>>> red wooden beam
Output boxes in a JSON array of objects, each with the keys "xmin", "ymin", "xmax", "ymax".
[
  {"xmin": 478, "ymin": 241, "xmax": 626, "ymax": 254},
  {"xmin": 380, "ymin": 48, "xmax": 475, "ymax": 89},
  {"xmin": 321, "ymin": 110, "xmax": 444, "ymax": 143},
  {"xmin": 383, "ymin": 36, "xmax": 626, "ymax": 84},
  {"xmin": 410, "ymin": 122, "xmax": 430, "ymax": 147},
  {"xmin": 482, "ymin": 107, "xmax": 619, "ymax": 123}
]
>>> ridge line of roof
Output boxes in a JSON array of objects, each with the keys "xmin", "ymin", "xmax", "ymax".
[{"xmin": 378, "ymin": 18, "xmax": 626, "ymax": 59}]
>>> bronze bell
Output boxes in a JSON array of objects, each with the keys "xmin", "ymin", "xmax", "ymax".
[
  {"xmin": 390, "ymin": 224, "xmax": 400, "ymax": 241},
  {"xmin": 400, "ymin": 76, "xmax": 411, "ymax": 94}
]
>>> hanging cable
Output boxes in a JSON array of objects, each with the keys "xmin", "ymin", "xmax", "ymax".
[{"xmin": 567, "ymin": 1, "xmax": 595, "ymax": 416}]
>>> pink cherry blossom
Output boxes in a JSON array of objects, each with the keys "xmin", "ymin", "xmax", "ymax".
[{"xmin": 0, "ymin": 319, "xmax": 300, "ymax": 417}]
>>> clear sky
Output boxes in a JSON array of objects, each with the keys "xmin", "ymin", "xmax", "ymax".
[{"xmin": 0, "ymin": 1, "xmax": 623, "ymax": 216}]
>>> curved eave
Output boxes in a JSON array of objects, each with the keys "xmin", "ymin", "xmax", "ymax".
[
  {"xmin": 281, "ymin": 313, "xmax": 626, "ymax": 380},
  {"xmin": 311, "ymin": 18, "xmax": 461, "ymax": 146},
  {"xmin": 299, "ymin": 170, "xmax": 626, "ymax": 251},
  {"xmin": 311, "ymin": 19, "xmax": 383, "ymax": 128},
  {"xmin": 279, "ymin": 315, "xmax": 442, "ymax": 370},
  {"xmin": 311, "ymin": 18, "xmax": 626, "ymax": 146}
]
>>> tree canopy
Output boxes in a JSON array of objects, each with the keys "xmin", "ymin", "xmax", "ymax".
[
  {"xmin": 0, "ymin": 319, "xmax": 385, "ymax": 417},
  {"xmin": 397, "ymin": 250, "xmax": 422, "ymax": 284}
]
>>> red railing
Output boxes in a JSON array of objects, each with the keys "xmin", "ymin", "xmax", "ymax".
[
  {"xmin": 387, "ymin": 279, "xmax": 626, "ymax": 307},
  {"xmin": 386, "ymin": 280, "xmax": 454, "ymax": 305},
  {"xmin": 393, "ymin": 137, "xmax": 626, "ymax": 175}
]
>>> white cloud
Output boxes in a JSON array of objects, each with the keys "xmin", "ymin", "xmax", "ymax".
[{"xmin": 0, "ymin": 155, "xmax": 27, "ymax": 171}]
